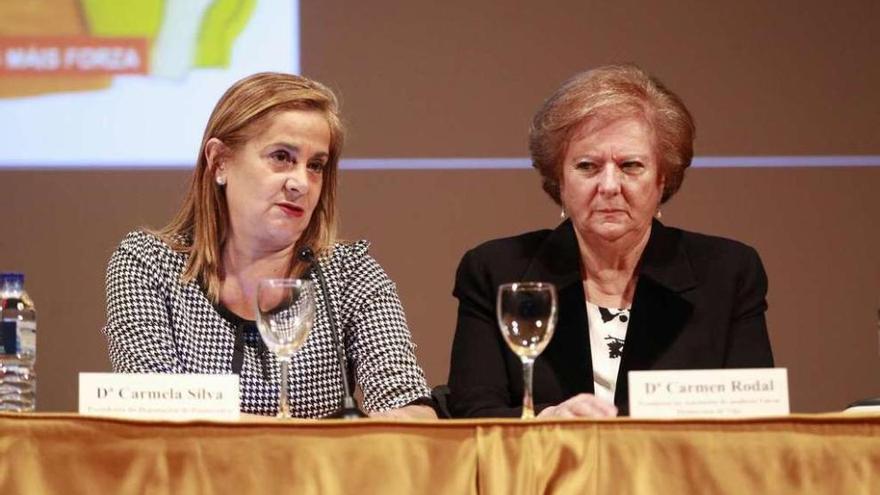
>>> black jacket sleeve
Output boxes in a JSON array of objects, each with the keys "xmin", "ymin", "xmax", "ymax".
[
  {"xmin": 447, "ymin": 247, "xmax": 556, "ymax": 417},
  {"xmin": 723, "ymin": 245, "xmax": 774, "ymax": 367}
]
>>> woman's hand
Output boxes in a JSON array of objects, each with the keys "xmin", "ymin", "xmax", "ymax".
[
  {"xmin": 369, "ymin": 405, "xmax": 437, "ymax": 420},
  {"xmin": 537, "ymin": 394, "xmax": 618, "ymax": 418}
]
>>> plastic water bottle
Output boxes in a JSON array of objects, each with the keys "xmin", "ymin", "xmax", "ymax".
[{"xmin": 0, "ymin": 272, "xmax": 37, "ymax": 411}]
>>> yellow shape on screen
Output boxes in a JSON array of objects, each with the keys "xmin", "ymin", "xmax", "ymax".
[
  {"xmin": 195, "ymin": 0, "xmax": 257, "ymax": 68},
  {"xmin": 79, "ymin": 0, "xmax": 164, "ymax": 38}
]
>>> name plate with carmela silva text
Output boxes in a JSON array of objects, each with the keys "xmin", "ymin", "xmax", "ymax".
[
  {"xmin": 628, "ymin": 368, "xmax": 789, "ymax": 418},
  {"xmin": 79, "ymin": 373, "xmax": 240, "ymax": 421}
]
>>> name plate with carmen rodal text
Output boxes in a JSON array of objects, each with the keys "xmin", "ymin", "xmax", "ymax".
[
  {"xmin": 628, "ymin": 368, "xmax": 789, "ymax": 419},
  {"xmin": 79, "ymin": 373, "xmax": 240, "ymax": 421}
]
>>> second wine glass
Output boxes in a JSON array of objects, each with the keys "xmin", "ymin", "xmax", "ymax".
[
  {"xmin": 256, "ymin": 278, "xmax": 316, "ymax": 419},
  {"xmin": 497, "ymin": 282, "xmax": 558, "ymax": 419}
]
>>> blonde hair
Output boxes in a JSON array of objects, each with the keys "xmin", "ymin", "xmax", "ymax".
[
  {"xmin": 530, "ymin": 64, "xmax": 695, "ymax": 204},
  {"xmin": 156, "ymin": 72, "xmax": 345, "ymax": 302}
]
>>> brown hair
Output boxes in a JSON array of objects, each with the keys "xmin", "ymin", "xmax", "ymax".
[
  {"xmin": 529, "ymin": 64, "xmax": 695, "ymax": 204},
  {"xmin": 155, "ymin": 72, "xmax": 345, "ymax": 302}
]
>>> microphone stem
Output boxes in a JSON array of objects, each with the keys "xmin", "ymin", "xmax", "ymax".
[{"xmin": 307, "ymin": 253, "xmax": 366, "ymax": 419}]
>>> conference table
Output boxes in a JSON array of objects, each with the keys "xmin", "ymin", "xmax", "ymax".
[{"xmin": 1, "ymin": 412, "xmax": 878, "ymax": 494}]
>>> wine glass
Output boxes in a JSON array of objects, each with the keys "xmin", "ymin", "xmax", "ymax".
[
  {"xmin": 497, "ymin": 282, "xmax": 558, "ymax": 419},
  {"xmin": 256, "ymin": 278, "xmax": 316, "ymax": 419}
]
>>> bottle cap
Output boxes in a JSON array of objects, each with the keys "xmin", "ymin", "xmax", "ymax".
[{"xmin": 0, "ymin": 272, "xmax": 24, "ymax": 287}]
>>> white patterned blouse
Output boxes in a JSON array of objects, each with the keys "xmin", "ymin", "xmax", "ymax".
[{"xmin": 103, "ymin": 231, "xmax": 431, "ymax": 417}]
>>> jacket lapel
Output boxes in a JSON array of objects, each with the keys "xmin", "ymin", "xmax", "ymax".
[
  {"xmin": 517, "ymin": 220, "xmax": 699, "ymax": 411},
  {"xmin": 614, "ymin": 221, "xmax": 697, "ymax": 412},
  {"xmin": 522, "ymin": 220, "xmax": 594, "ymax": 396}
]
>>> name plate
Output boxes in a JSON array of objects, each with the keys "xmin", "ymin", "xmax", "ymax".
[
  {"xmin": 78, "ymin": 373, "xmax": 240, "ymax": 421},
  {"xmin": 628, "ymin": 368, "xmax": 789, "ymax": 418}
]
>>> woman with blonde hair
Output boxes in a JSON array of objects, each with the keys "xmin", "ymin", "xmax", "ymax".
[{"xmin": 104, "ymin": 73, "xmax": 435, "ymax": 419}]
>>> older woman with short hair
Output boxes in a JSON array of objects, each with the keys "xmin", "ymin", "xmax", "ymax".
[
  {"xmin": 448, "ymin": 64, "xmax": 773, "ymax": 418},
  {"xmin": 104, "ymin": 73, "xmax": 435, "ymax": 419}
]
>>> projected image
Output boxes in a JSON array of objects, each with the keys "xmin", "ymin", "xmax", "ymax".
[{"xmin": 0, "ymin": 0, "xmax": 298, "ymax": 167}]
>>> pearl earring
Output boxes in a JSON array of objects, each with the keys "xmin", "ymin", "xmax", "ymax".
[
  {"xmin": 216, "ymin": 176, "xmax": 226, "ymax": 186},
  {"xmin": 655, "ymin": 209, "xmax": 662, "ymax": 219},
  {"xmin": 560, "ymin": 208, "xmax": 566, "ymax": 219}
]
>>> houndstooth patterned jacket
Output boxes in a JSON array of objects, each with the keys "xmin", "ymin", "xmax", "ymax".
[{"xmin": 103, "ymin": 231, "xmax": 432, "ymax": 417}]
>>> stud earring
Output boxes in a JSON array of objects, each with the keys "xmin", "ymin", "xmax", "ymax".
[
  {"xmin": 560, "ymin": 208, "xmax": 566, "ymax": 219},
  {"xmin": 655, "ymin": 209, "xmax": 662, "ymax": 219},
  {"xmin": 216, "ymin": 176, "xmax": 226, "ymax": 186}
]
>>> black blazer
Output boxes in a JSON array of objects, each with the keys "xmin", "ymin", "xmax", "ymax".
[{"xmin": 447, "ymin": 220, "xmax": 773, "ymax": 417}]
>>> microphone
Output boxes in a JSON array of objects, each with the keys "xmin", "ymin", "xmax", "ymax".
[{"xmin": 298, "ymin": 246, "xmax": 367, "ymax": 419}]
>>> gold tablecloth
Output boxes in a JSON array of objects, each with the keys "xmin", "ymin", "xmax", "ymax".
[{"xmin": 1, "ymin": 413, "xmax": 878, "ymax": 494}]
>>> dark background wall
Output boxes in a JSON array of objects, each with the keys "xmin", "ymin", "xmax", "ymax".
[{"xmin": 0, "ymin": 0, "xmax": 878, "ymax": 413}]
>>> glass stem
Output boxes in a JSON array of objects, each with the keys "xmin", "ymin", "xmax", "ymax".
[
  {"xmin": 521, "ymin": 357, "xmax": 535, "ymax": 419},
  {"xmin": 279, "ymin": 358, "xmax": 291, "ymax": 419}
]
